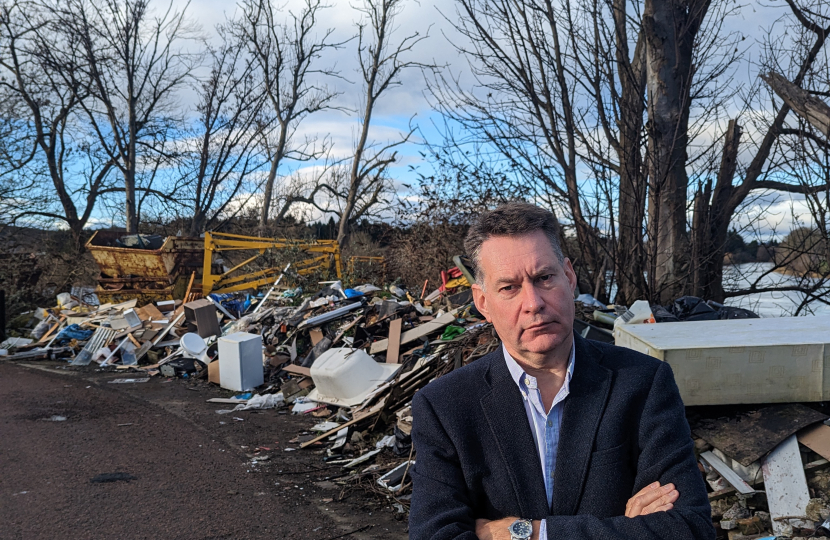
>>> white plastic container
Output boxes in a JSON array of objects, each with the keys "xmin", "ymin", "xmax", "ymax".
[
  {"xmin": 217, "ymin": 332, "xmax": 264, "ymax": 392},
  {"xmin": 613, "ymin": 300, "xmax": 655, "ymax": 328}
]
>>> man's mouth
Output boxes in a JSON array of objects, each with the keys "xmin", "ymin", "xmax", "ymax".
[{"xmin": 524, "ymin": 321, "xmax": 556, "ymax": 331}]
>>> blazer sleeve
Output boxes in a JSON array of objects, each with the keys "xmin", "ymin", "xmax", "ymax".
[
  {"xmin": 542, "ymin": 361, "xmax": 715, "ymax": 539},
  {"xmin": 409, "ymin": 389, "xmax": 479, "ymax": 540}
]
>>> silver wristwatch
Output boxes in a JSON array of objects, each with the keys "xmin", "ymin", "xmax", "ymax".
[{"xmin": 508, "ymin": 518, "xmax": 533, "ymax": 540}]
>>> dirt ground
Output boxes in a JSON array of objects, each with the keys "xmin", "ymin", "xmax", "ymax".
[{"xmin": 0, "ymin": 360, "xmax": 410, "ymax": 540}]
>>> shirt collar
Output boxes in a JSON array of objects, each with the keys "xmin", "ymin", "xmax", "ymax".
[{"xmin": 502, "ymin": 340, "xmax": 575, "ymax": 390}]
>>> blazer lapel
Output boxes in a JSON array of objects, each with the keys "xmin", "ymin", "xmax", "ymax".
[
  {"xmin": 479, "ymin": 348, "xmax": 549, "ymax": 519},
  {"xmin": 551, "ymin": 333, "xmax": 612, "ymax": 515}
]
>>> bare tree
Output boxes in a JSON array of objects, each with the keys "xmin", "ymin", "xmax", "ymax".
[
  {"xmin": 172, "ymin": 28, "xmax": 266, "ymax": 236},
  {"xmin": 234, "ymin": 0, "xmax": 342, "ymax": 231},
  {"xmin": 429, "ymin": 0, "xmax": 830, "ymax": 310},
  {"xmin": 42, "ymin": 0, "xmax": 200, "ymax": 234},
  {"xmin": 427, "ymin": 0, "xmax": 629, "ymax": 298},
  {"xmin": 690, "ymin": 0, "xmax": 830, "ymax": 305},
  {"xmin": 336, "ymin": 0, "xmax": 429, "ymax": 247},
  {"xmin": 0, "ymin": 0, "xmax": 115, "ymax": 251}
]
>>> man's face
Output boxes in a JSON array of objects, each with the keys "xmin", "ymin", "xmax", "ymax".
[{"xmin": 471, "ymin": 231, "xmax": 577, "ymax": 364}]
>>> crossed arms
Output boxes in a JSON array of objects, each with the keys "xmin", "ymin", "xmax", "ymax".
[{"xmin": 409, "ymin": 362, "xmax": 715, "ymax": 540}]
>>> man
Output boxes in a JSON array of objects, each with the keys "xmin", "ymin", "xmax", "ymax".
[{"xmin": 409, "ymin": 203, "xmax": 714, "ymax": 540}]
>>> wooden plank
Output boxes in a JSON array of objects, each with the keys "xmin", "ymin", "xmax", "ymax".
[
  {"xmin": 797, "ymin": 423, "xmax": 830, "ymax": 461},
  {"xmin": 38, "ymin": 316, "xmax": 65, "ymax": 343},
  {"xmin": 142, "ymin": 303, "xmax": 165, "ymax": 321},
  {"xmin": 309, "ymin": 329, "xmax": 323, "ymax": 346},
  {"xmin": 332, "ymin": 315, "xmax": 364, "ymax": 346},
  {"xmin": 762, "ymin": 435, "xmax": 811, "ymax": 536},
  {"xmin": 183, "ymin": 271, "xmax": 196, "ymax": 301},
  {"xmin": 127, "ymin": 332, "xmax": 142, "ymax": 348},
  {"xmin": 282, "ymin": 365, "xmax": 311, "ymax": 377},
  {"xmin": 386, "ymin": 319, "xmax": 403, "ymax": 364},
  {"xmin": 370, "ymin": 310, "xmax": 457, "ymax": 354},
  {"xmin": 699, "ymin": 451, "xmax": 756, "ymax": 495},
  {"xmin": 299, "ymin": 410, "xmax": 380, "ymax": 449}
]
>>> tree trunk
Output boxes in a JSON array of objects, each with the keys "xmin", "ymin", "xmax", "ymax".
[
  {"xmin": 259, "ymin": 156, "xmax": 280, "ymax": 232},
  {"xmin": 691, "ymin": 119, "xmax": 741, "ymax": 301},
  {"xmin": 643, "ymin": 0, "xmax": 710, "ymax": 304},
  {"xmin": 69, "ymin": 222, "xmax": 85, "ymax": 254},
  {"xmin": 338, "ymin": 71, "xmax": 377, "ymax": 249},
  {"xmin": 259, "ymin": 119, "xmax": 289, "ymax": 231},
  {"xmin": 126, "ymin": 86, "xmax": 138, "ymax": 234},
  {"xmin": 613, "ymin": 8, "xmax": 648, "ymax": 305}
]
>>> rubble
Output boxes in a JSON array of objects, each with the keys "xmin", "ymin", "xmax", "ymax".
[{"xmin": 7, "ymin": 235, "xmax": 830, "ymax": 538}]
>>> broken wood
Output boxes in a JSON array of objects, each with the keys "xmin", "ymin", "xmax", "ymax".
[
  {"xmin": 797, "ymin": 423, "xmax": 830, "ymax": 461},
  {"xmin": 386, "ymin": 319, "xmax": 402, "ymax": 364},
  {"xmin": 762, "ymin": 71, "xmax": 830, "ymax": 136},
  {"xmin": 184, "ymin": 271, "xmax": 196, "ymax": 302},
  {"xmin": 299, "ymin": 410, "xmax": 381, "ymax": 449},
  {"xmin": 127, "ymin": 333, "xmax": 142, "ymax": 349},
  {"xmin": 38, "ymin": 316, "xmax": 65, "ymax": 343},
  {"xmin": 282, "ymin": 365, "xmax": 311, "ymax": 377},
  {"xmin": 370, "ymin": 310, "xmax": 458, "ymax": 354}
]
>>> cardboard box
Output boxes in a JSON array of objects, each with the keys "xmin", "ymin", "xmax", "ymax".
[
  {"xmin": 614, "ymin": 316, "xmax": 830, "ymax": 406},
  {"xmin": 208, "ymin": 360, "xmax": 220, "ymax": 385}
]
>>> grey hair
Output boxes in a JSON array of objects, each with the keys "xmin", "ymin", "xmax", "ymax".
[{"xmin": 464, "ymin": 202, "xmax": 565, "ymax": 285}]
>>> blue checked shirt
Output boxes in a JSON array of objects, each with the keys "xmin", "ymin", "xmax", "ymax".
[{"xmin": 503, "ymin": 342, "xmax": 575, "ymax": 540}]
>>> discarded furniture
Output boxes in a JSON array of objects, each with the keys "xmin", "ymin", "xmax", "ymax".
[
  {"xmin": 183, "ymin": 298, "xmax": 221, "ymax": 338},
  {"xmin": 217, "ymin": 332, "xmax": 264, "ymax": 392}
]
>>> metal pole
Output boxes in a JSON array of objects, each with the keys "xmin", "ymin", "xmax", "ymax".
[{"xmin": 252, "ymin": 263, "xmax": 291, "ymax": 314}]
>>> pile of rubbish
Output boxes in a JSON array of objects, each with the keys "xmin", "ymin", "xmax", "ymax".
[
  {"xmin": 6, "ymin": 261, "xmax": 830, "ymax": 538},
  {"xmin": 0, "ymin": 260, "xmax": 489, "ymax": 505},
  {"xmin": 690, "ymin": 403, "xmax": 830, "ymax": 539},
  {"xmin": 604, "ymin": 296, "xmax": 830, "ymax": 539}
]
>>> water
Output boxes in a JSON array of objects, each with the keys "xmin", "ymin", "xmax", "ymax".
[{"xmin": 722, "ymin": 262, "xmax": 830, "ymax": 317}]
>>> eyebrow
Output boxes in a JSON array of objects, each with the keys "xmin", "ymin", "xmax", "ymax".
[{"xmin": 493, "ymin": 267, "xmax": 557, "ymax": 286}]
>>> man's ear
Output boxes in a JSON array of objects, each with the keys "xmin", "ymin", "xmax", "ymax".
[
  {"xmin": 564, "ymin": 258, "xmax": 577, "ymax": 294},
  {"xmin": 471, "ymin": 283, "xmax": 492, "ymax": 322}
]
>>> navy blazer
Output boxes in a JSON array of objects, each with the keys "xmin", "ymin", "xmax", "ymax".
[{"xmin": 409, "ymin": 333, "xmax": 715, "ymax": 540}]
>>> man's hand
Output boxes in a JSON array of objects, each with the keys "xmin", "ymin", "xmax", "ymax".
[
  {"xmin": 475, "ymin": 517, "xmax": 540, "ymax": 540},
  {"xmin": 475, "ymin": 483, "xmax": 677, "ymax": 539},
  {"xmin": 625, "ymin": 482, "xmax": 679, "ymax": 518}
]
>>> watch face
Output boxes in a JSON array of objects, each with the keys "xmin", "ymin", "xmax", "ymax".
[{"xmin": 509, "ymin": 520, "xmax": 532, "ymax": 537}]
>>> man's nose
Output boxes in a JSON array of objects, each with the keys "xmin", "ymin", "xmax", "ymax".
[{"xmin": 521, "ymin": 282, "xmax": 544, "ymax": 313}]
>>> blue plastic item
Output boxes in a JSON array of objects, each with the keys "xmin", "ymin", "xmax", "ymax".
[{"xmin": 54, "ymin": 324, "xmax": 94, "ymax": 345}]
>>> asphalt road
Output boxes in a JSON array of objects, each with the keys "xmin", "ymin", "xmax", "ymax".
[{"xmin": 0, "ymin": 361, "xmax": 408, "ymax": 540}]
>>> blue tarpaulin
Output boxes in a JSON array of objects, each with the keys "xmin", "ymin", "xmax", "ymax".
[{"xmin": 54, "ymin": 324, "xmax": 94, "ymax": 345}]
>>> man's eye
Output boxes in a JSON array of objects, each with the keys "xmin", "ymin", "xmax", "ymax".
[
  {"xmin": 539, "ymin": 274, "xmax": 553, "ymax": 282},
  {"xmin": 500, "ymin": 285, "xmax": 515, "ymax": 292}
]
